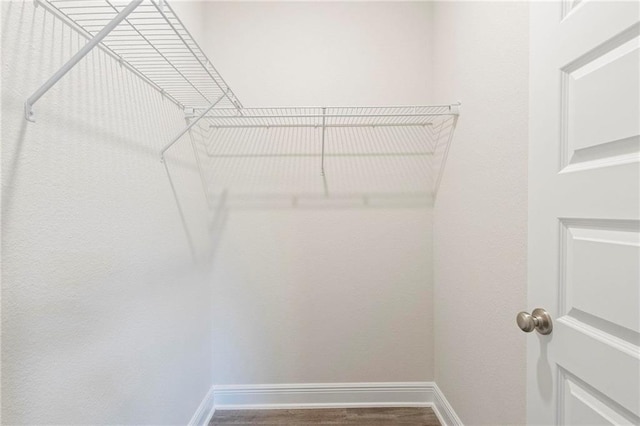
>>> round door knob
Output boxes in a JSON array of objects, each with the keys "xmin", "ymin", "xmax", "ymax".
[{"xmin": 516, "ymin": 308, "xmax": 553, "ymax": 335}]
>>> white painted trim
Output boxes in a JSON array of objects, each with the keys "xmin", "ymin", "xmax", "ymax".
[
  {"xmin": 189, "ymin": 385, "xmax": 216, "ymax": 426},
  {"xmin": 212, "ymin": 382, "xmax": 463, "ymax": 426},
  {"xmin": 214, "ymin": 382, "xmax": 431, "ymax": 409},
  {"xmin": 432, "ymin": 383, "xmax": 463, "ymax": 426}
]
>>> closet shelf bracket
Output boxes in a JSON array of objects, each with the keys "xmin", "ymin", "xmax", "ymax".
[
  {"xmin": 24, "ymin": 0, "xmax": 143, "ymax": 122},
  {"xmin": 160, "ymin": 91, "xmax": 229, "ymax": 162},
  {"xmin": 321, "ymin": 107, "xmax": 327, "ymax": 176}
]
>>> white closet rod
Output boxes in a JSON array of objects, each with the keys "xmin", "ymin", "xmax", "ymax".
[
  {"xmin": 194, "ymin": 103, "xmax": 457, "ymax": 110},
  {"xmin": 25, "ymin": 0, "xmax": 143, "ymax": 122},
  {"xmin": 204, "ymin": 123, "xmax": 435, "ymax": 129},
  {"xmin": 203, "ymin": 113, "xmax": 453, "ymax": 119}
]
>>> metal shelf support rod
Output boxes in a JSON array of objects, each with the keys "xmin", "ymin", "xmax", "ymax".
[
  {"xmin": 321, "ymin": 107, "xmax": 326, "ymax": 176},
  {"xmin": 186, "ymin": 116, "xmax": 213, "ymax": 211},
  {"xmin": 24, "ymin": 0, "xmax": 143, "ymax": 122},
  {"xmin": 433, "ymin": 115, "xmax": 459, "ymax": 196},
  {"xmin": 160, "ymin": 90, "xmax": 228, "ymax": 161}
]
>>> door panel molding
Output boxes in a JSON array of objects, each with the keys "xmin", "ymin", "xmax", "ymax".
[{"xmin": 557, "ymin": 367, "xmax": 639, "ymax": 425}]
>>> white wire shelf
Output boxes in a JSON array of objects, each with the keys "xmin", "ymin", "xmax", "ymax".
[
  {"xmin": 26, "ymin": 0, "xmax": 242, "ymax": 120},
  {"xmin": 25, "ymin": 0, "xmax": 461, "ymax": 201},
  {"xmin": 198, "ymin": 105, "xmax": 457, "ymax": 128},
  {"xmin": 180, "ymin": 104, "xmax": 460, "ymax": 199}
]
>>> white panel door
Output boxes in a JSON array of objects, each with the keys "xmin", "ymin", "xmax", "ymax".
[{"xmin": 528, "ymin": 1, "xmax": 640, "ymax": 425}]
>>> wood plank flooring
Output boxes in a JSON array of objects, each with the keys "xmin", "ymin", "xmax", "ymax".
[{"xmin": 209, "ymin": 407, "xmax": 440, "ymax": 425}]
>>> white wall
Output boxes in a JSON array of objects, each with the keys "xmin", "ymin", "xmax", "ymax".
[
  {"xmin": 431, "ymin": 2, "xmax": 529, "ymax": 424},
  {"xmin": 197, "ymin": 2, "xmax": 436, "ymax": 386},
  {"xmin": 210, "ymin": 209, "xmax": 433, "ymax": 385},
  {"xmin": 171, "ymin": 1, "xmax": 207, "ymax": 52},
  {"xmin": 201, "ymin": 1, "xmax": 432, "ymax": 106},
  {"xmin": 1, "ymin": 1, "xmax": 214, "ymax": 424},
  {"xmin": 1, "ymin": 1, "xmax": 531, "ymax": 421}
]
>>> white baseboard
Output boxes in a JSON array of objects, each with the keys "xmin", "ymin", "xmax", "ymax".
[
  {"xmin": 211, "ymin": 382, "xmax": 463, "ymax": 426},
  {"xmin": 432, "ymin": 383, "xmax": 463, "ymax": 426},
  {"xmin": 188, "ymin": 385, "xmax": 216, "ymax": 426}
]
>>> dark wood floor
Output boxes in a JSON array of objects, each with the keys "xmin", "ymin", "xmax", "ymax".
[{"xmin": 210, "ymin": 407, "xmax": 440, "ymax": 425}]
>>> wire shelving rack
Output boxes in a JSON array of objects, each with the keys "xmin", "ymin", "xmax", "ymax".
[
  {"xmin": 190, "ymin": 105, "xmax": 460, "ymax": 197},
  {"xmin": 25, "ymin": 0, "xmax": 460, "ymax": 199},
  {"xmin": 199, "ymin": 105, "xmax": 455, "ymax": 128},
  {"xmin": 25, "ymin": 0, "xmax": 242, "ymax": 121}
]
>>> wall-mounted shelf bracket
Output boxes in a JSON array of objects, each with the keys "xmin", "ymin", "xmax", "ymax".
[
  {"xmin": 184, "ymin": 108, "xmax": 197, "ymax": 120},
  {"xmin": 321, "ymin": 107, "xmax": 327, "ymax": 176},
  {"xmin": 24, "ymin": 0, "xmax": 143, "ymax": 122},
  {"xmin": 160, "ymin": 91, "xmax": 229, "ymax": 162}
]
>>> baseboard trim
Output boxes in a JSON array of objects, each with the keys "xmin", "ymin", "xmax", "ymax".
[
  {"xmin": 189, "ymin": 385, "xmax": 216, "ymax": 426},
  {"xmin": 432, "ymin": 383, "xmax": 463, "ymax": 426},
  {"xmin": 212, "ymin": 382, "xmax": 463, "ymax": 426}
]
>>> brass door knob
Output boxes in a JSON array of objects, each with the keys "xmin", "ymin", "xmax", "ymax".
[{"xmin": 516, "ymin": 308, "xmax": 553, "ymax": 335}]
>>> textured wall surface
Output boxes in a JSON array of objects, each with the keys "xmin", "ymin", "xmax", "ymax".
[
  {"xmin": 431, "ymin": 2, "xmax": 529, "ymax": 424},
  {"xmin": 198, "ymin": 2, "xmax": 436, "ymax": 385},
  {"xmin": 1, "ymin": 1, "xmax": 214, "ymax": 424}
]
